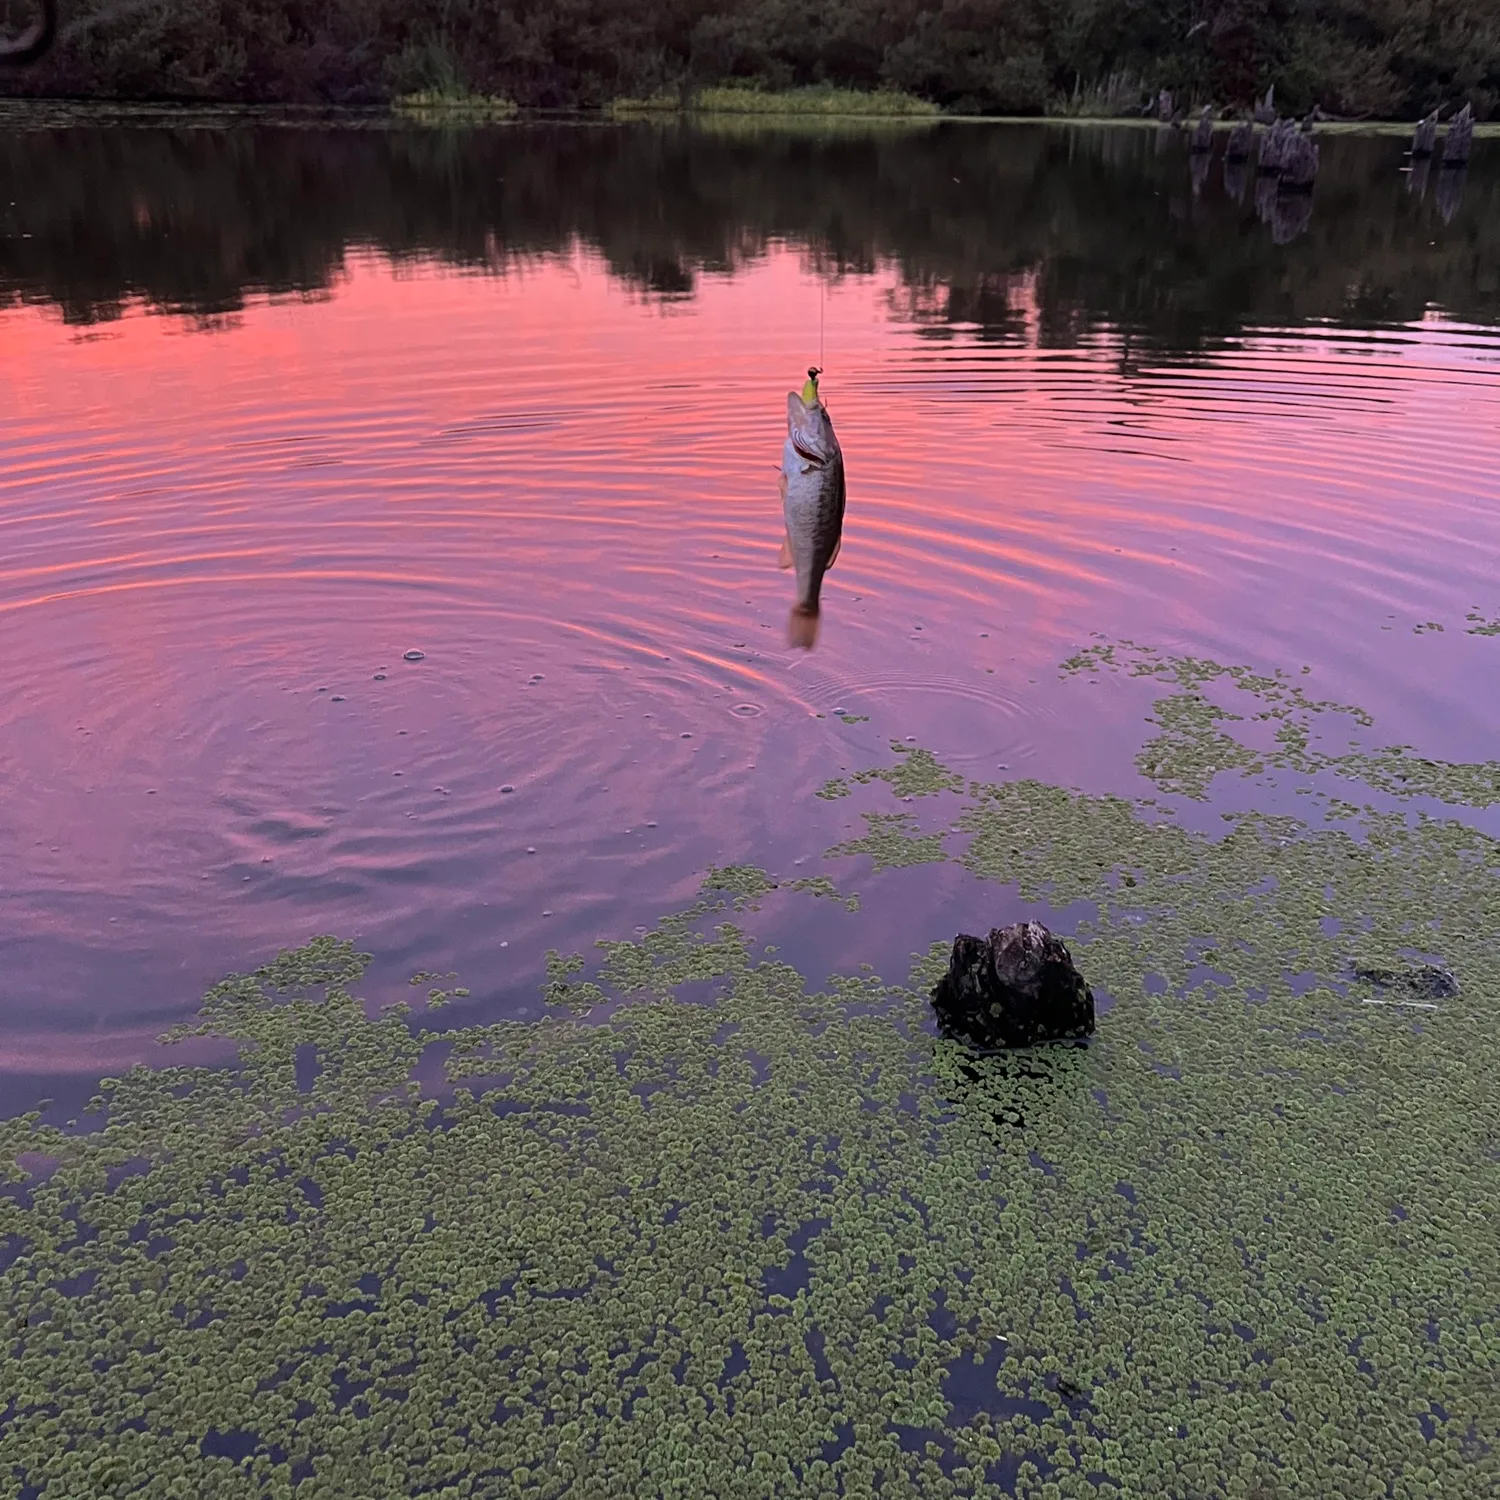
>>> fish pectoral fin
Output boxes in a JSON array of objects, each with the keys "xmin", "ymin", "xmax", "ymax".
[
  {"xmin": 824, "ymin": 536, "xmax": 841, "ymax": 570},
  {"xmin": 778, "ymin": 529, "xmax": 794, "ymax": 569}
]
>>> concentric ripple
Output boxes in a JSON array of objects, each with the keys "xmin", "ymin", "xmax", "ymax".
[{"xmin": 3, "ymin": 132, "xmax": 1500, "ymax": 1098}]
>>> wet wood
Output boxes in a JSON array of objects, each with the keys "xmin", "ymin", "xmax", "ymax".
[
  {"xmin": 1442, "ymin": 103, "xmax": 1474, "ymax": 167},
  {"xmin": 1190, "ymin": 106, "xmax": 1214, "ymax": 154},
  {"xmin": 1280, "ymin": 128, "xmax": 1320, "ymax": 192},
  {"xmin": 1257, "ymin": 118, "xmax": 1290, "ymax": 175},
  {"xmin": 1411, "ymin": 109, "xmax": 1440, "ymax": 160}
]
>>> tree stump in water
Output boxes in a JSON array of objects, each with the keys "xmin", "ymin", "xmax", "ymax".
[
  {"xmin": 930, "ymin": 921, "xmax": 1095, "ymax": 1050},
  {"xmin": 1411, "ymin": 110, "xmax": 1440, "ymax": 160},
  {"xmin": 1279, "ymin": 130, "xmax": 1319, "ymax": 192},
  {"xmin": 1443, "ymin": 104, "xmax": 1474, "ymax": 167},
  {"xmin": 1257, "ymin": 118, "xmax": 1290, "ymax": 175}
]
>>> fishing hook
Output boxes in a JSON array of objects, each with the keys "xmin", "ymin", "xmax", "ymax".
[{"xmin": 0, "ymin": 0, "xmax": 57, "ymax": 64}]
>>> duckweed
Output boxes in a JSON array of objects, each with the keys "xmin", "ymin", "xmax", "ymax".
[
  {"xmin": 1, "ymin": 645, "xmax": 1497, "ymax": 1498},
  {"xmin": 1061, "ymin": 637, "xmax": 1500, "ymax": 806}
]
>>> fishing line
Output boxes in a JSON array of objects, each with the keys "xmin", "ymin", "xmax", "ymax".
[{"xmin": 819, "ymin": 273, "xmax": 825, "ymax": 372}]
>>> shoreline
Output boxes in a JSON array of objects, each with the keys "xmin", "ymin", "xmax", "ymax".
[{"xmin": 1, "ymin": 96, "xmax": 1496, "ymax": 136}]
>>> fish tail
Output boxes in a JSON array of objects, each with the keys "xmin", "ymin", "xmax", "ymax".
[{"xmin": 787, "ymin": 603, "xmax": 820, "ymax": 650}]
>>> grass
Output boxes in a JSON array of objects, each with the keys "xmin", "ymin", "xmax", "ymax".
[
  {"xmin": 611, "ymin": 84, "xmax": 939, "ymax": 120},
  {"xmin": 1050, "ymin": 69, "xmax": 1149, "ymax": 119},
  {"xmin": 394, "ymin": 87, "xmax": 518, "ymax": 120}
]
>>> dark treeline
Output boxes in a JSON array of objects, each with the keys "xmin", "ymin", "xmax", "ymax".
[
  {"xmin": 1, "ymin": 121, "xmax": 1494, "ymax": 351},
  {"xmin": 0, "ymin": 0, "xmax": 1497, "ymax": 117}
]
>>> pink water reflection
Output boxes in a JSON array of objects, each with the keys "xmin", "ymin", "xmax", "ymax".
[{"xmin": 3, "ymin": 248, "xmax": 1500, "ymax": 1092}]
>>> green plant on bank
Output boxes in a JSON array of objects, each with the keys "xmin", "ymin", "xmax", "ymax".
[
  {"xmin": 1050, "ymin": 69, "xmax": 1149, "ymax": 119},
  {"xmin": 613, "ymin": 85, "xmax": 939, "ymax": 119},
  {"xmin": 2, "ymin": 0, "xmax": 1497, "ymax": 117},
  {"xmin": 1, "ymin": 636, "xmax": 1497, "ymax": 1497},
  {"xmin": 395, "ymin": 88, "xmax": 518, "ymax": 118}
]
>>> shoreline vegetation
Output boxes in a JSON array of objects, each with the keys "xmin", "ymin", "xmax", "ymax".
[
  {"xmin": 4, "ymin": 89, "xmax": 1500, "ymax": 135},
  {"xmin": 611, "ymin": 85, "xmax": 940, "ymax": 120},
  {"xmin": 1, "ymin": 0, "xmax": 1496, "ymax": 121}
]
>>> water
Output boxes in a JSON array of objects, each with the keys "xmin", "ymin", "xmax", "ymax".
[{"xmin": 2, "ymin": 116, "xmax": 1499, "ymax": 1108}]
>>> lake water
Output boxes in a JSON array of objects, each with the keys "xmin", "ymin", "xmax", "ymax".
[
  {"xmin": 3, "ymin": 118, "xmax": 1499, "ymax": 1106},
  {"xmin": 3, "ymin": 113, "xmax": 1499, "ymax": 1497}
]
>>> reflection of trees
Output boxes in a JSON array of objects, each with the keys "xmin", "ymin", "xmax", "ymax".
[{"xmin": 0, "ymin": 121, "xmax": 1495, "ymax": 355}]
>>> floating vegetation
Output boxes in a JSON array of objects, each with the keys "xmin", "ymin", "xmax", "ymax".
[
  {"xmin": 2, "ymin": 644, "xmax": 1498, "ymax": 1497},
  {"xmin": 1465, "ymin": 608, "xmax": 1500, "ymax": 637},
  {"xmin": 819, "ymin": 743, "xmax": 965, "ymax": 803},
  {"xmin": 1061, "ymin": 636, "xmax": 1500, "ymax": 806}
]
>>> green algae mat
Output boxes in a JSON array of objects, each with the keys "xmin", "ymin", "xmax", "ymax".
[{"xmin": 3, "ymin": 644, "xmax": 1497, "ymax": 1499}]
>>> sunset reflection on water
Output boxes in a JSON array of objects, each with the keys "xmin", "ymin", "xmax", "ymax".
[{"xmin": 3, "ymin": 121, "xmax": 1499, "ymax": 1103}]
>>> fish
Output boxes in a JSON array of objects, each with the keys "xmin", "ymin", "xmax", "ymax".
[{"xmin": 778, "ymin": 367, "xmax": 846, "ymax": 649}]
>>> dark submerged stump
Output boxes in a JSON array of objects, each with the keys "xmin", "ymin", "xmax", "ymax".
[
  {"xmin": 931, "ymin": 921, "xmax": 1095, "ymax": 1050},
  {"xmin": 1353, "ymin": 963, "xmax": 1458, "ymax": 1001}
]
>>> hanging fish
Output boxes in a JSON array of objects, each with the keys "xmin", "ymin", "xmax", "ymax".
[{"xmin": 778, "ymin": 367, "xmax": 846, "ymax": 650}]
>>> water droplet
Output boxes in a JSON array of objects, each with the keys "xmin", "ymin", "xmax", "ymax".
[
  {"xmin": 526, "ymin": 846, "xmax": 536, "ymax": 854},
  {"xmin": 542, "ymin": 910, "xmax": 553, "ymax": 917},
  {"xmin": 331, "ymin": 695, "xmax": 346, "ymax": 702},
  {"xmin": 681, "ymin": 732, "xmax": 693, "ymax": 739},
  {"xmin": 646, "ymin": 821, "xmax": 657, "ymax": 828},
  {"xmin": 731, "ymin": 703, "xmax": 761, "ymax": 717},
  {"xmin": 403, "ymin": 649, "xmax": 425, "ymax": 662},
  {"xmin": 373, "ymin": 673, "xmax": 387, "ymax": 681},
  {"xmin": 500, "ymin": 784, "xmax": 515, "ymax": 794},
  {"xmin": 500, "ymin": 940, "xmax": 508, "ymax": 948},
  {"xmin": 146, "ymin": 789, "xmax": 157, "ymax": 795}
]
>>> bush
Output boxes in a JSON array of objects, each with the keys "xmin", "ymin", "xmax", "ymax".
[{"xmin": 0, "ymin": 0, "xmax": 1495, "ymax": 117}]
